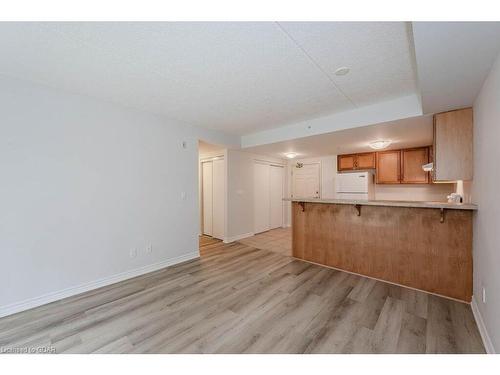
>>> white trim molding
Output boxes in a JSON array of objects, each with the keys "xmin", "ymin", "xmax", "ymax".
[
  {"xmin": 223, "ymin": 232, "xmax": 254, "ymax": 244},
  {"xmin": 471, "ymin": 295, "xmax": 496, "ymax": 354},
  {"xmin": 0, "ymin": 251, "xmax": 199, "ymax": 319}
]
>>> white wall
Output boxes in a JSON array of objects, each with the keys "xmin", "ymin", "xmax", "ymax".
[
  {"xmin": 0, "ymin": 76, "xmax": 235, "ymax": 316},
  {"xmin": 225, "ymin": 150, "xmax": 285, "ymax": 241},
  {"xmin": 374, "ymin": 184, "xmax": 454, "ymax": 201},
  {"xmin": 471, "ymin": 50, "xmax": 500, "ymax": 353}
]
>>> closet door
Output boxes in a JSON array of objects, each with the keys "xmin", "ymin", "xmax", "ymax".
[
  {"xmin": 254, "ymin": 162, "xmax": 270, "ymax": 234},
  {"xmin": 212, "ymin": 159, "xmax": 225, "ymax": 240},
  {"xmin": 269, "ymin": 165, "xmax": 284, "ymax": 229},
  {"xmin": 202, "ymin": 161, "xmax": 213, "ymax": 236}
]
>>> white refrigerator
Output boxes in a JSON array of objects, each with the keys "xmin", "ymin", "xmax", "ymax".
[{"xmin": 336, "ymin": 171, "xmax": 374, "ymax": 200}]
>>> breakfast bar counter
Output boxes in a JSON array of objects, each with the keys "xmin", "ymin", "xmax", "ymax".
[{"xmin": 285, "ymin": 198, "xmax": 475, "ymax": 302}]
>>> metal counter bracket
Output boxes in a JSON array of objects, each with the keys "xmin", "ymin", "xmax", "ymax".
[
  {"xmin": 440, "ymin": 208, "xmax": 445, "ymax": 223},
  {"xmin": 355, "ymin": 204, "xmax": 361, "ymax": 216}
]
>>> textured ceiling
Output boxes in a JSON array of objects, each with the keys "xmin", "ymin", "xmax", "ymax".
[
  {"xmin": 0, "ymin": 22, "xmax": 417, "ymax": 135},
  {"xmin": 413, "ymin": 22, "xmax": 500, "ymax": 114}
]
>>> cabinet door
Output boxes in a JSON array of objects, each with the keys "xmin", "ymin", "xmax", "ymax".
[
  {"xmin": 401, "ymin": 147, "xmax": 429, "ymax": 184},
  {"xmin": 337, "ymin": 154, "xmax": 355, "ymax": 171},
  {"xmin": 376, "ymin": 150, "xmax": 401, "ymax": 184},
  {"xmin": 356, "ymin": 152, "xmax": 376, "ymax": 169},
  {"xmin": 434, "ymin": 108, "xmax": 473, "ymax": 181}
]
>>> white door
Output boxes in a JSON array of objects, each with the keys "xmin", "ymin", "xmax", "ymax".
[
  {"xmin": 254, "ymin": 162, "xmax": 270, "ymax": 234},
  {"xmin": 212, "ymin": 159, "xmax": 225, "ymax": 240},
  {"xmin": 202, "ymin": 161, "xmax": 213, "ymax": 236},
  {"xmin": 293, "ymin": 163, "xmax": 320, "ymax": 198},
  {"xmin": 269, "ymin": 165, "xmax": 284, "ymax": 229}
]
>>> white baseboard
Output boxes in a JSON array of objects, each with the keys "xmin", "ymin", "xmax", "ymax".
[
  {"xmin": 0, "ymin": 251, "xmax": 200, "ymax": 319},
  {"xmin": 223, "ymin": 232, "xmax": 254, "ymax": 243},
  {"xmin": 471, "ymin": 295, "xmax": 496, "ymax": 354}
]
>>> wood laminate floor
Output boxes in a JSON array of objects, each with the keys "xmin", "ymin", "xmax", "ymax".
[
  {"xmin": 238, "ymin": 227, "xmax": 292, "ymax": 257},
  {"xmin": 0, "ymin": 238, "xmax": 485, "ymax": 354}
]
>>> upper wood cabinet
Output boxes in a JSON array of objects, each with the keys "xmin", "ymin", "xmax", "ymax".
[
  {"xmin": 375, "ymin": 147, "xmax": 430, "ymax": 184},
  {"xmin": 401, "ymin": 147, "xmax": 430, "ymax": 184},
  {"xmin": 340, "ymin": 147, "xmax": 431, "ymax": 184},
  {"xmin": 356, "ymin": 152, "xmax": 376, "ymax": 169},
  {"xmin": 433, "ymin": 108, "xmax": 473, "ymax": 181},
  {"xmin": 337, "ymin": 154, "xmax": 356, "ymax": 171},
  {"xmin": 337, "ymin": 152, "xmax": 375, "ymax": 171},
  {"xmin": 376, "ymin": 150, "xmax": 401, "ymax": 184}
]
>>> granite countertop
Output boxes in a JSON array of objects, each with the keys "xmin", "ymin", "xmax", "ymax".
[{"xmin": 283, "ymin": 197, "xmax": 478, "ymax": 210}]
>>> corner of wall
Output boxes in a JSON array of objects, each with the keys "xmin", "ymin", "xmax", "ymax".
[{"xmin": 471, "ymin": 295, "xmax": 496, "ymax": 354}]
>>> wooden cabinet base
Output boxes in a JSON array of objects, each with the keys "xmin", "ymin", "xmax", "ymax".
[{"xmin": 292, "ymin": 202, "xmax": 472, "ymax": 302}]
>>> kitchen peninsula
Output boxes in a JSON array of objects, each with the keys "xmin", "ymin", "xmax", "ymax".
[{"xmin": 286, "ymin": 198, "xmax": 477, "ymax": 302}]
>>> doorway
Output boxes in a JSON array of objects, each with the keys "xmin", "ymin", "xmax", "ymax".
[
  {"xmin": 292, "ymin": 162, "xmax": 320, "ymax": 198},
  {"xmin": 200, "ymin": 158, "xmax": 225, "ymax": 240},
  {"xmin": 199, "ymin": 141, "xmax": 226, "ymax": 242}
]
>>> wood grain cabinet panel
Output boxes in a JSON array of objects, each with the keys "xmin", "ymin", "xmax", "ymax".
[
  {"xmin": 376, "ymin": 150, "xmax": 401, "ymax": 184},
  {"xmin": 401, "ymin": 147, "xmax": 429, "ymax": 184},
  {"xmin": 337, "ymin": 152, "xmax": 375, "ymax": 171},
  {"xmin": 291, "ymin": 202, "xmax": 473, "ymax": 302},
  {"xmin": 356, "ymin": 152, "xmax": 376, "ymax": 169},
  {"xmin": 434, "ymin": 108, "xmax": 473, "ymax": 181},
  {"xmin": 337, "ymin": 154, "xmax": 356, "ymax": 171}
]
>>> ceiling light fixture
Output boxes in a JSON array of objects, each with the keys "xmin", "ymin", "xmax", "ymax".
[
  {"xmin": 369, "ymin": 140, "xmax": 392, "ymax": 150},
  {"xmin": 334, "ymin": 67, "xmax": 350, "ymax": 76},
  {"xmin": 284, "ymin": 152, "xmax": 297, "ymax": 159}
]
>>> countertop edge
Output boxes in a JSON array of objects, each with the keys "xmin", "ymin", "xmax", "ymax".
[{"xmin": 283, "ymin": 198, "xmax": 478, "ymax": 210}]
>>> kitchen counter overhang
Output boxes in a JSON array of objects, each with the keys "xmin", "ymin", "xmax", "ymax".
[
  {"xmin": 283, "ymin": 197, "xmax": 478, "ymax": 211},
  {"xmin": 287, "ymin": 199, "xmax": 474, "ymax": 302}
]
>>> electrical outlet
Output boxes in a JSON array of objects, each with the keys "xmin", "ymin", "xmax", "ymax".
[
  {"xmin": 146, "ymin": 245, "xmax": 153, "ymax": 254},
  {"xmin": 482, "ymin": 287, "xmax": 487, "ymax": 304},
  {"xmin": 130, "ymin": 249, "xmax": 137, "ymax": 259}
]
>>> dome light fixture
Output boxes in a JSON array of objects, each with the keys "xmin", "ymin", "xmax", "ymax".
[
  {"xmin": 284, "ymin": 152, "xmax": 297, "ymax": 159},
  {"xmin": 369, "ymin": 140, "xmax": 392, "ymax": 150}
]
